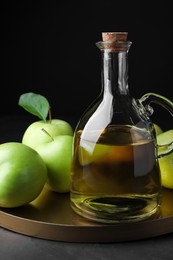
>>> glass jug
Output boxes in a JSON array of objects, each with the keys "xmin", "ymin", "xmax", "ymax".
[{"xmin": 70, "ymin": 32, "xmax": 173, "ymax": 223}]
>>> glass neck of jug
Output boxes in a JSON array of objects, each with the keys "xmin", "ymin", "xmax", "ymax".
[{"xmin": 96, "ymin": 41, "xmax": 132, "ymax": 96}]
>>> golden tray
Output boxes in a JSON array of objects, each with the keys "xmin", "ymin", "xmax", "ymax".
[{"xmin": 0, "ymin": 187, "xmax": 173, "ymax": 243}]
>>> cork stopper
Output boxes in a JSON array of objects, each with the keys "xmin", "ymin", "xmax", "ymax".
[
  {"xmin": 102, "ymin": 32, "xmax": 128, "ymax": 42},
  {"xmin": 98, "ymin": 32, "xmax": 129, "ymax": 52}
]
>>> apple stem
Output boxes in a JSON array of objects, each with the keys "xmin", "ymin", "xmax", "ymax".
[{"xmin": 41, "ymin": 128, "xmax": 54, "ymax": 141}]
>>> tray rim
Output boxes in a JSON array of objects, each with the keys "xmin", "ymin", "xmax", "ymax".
[
  {"xmin": 1, "ymin": 193, "xmax": 173, "ymax": 243},
  {"xmin": 1, "ymin": 210, "xmax": 173, "ymax": 243}
]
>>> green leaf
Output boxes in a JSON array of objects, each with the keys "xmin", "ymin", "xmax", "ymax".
[{"xmin": 18, "ymin": 92, "xmax": 50, "ymax": 121}]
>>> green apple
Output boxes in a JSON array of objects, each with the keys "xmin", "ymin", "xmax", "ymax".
[
  {"xmin": 0, "ymin": 142, "xmax": 47, "ymax": 208},
  {"xmin": 19, "ymin": 92, "xmax": 73, "ymax": 149},
  {"xmin": 19, "ymin": 92, "xmax": 74, "ymax": 193},
  {"xmin": 157, "ymin": 129, "xmax": 173, "ymax": 145},
  {"xmin": 154, "ymin": 123, "xmax": 163, "ymax": 136},
  {"xmin": 157, "ymin": 129, "xmax": 173, "ymax": 189},
  {"xmin": 34, "ymin": 135, "xmax": 73, "ymax": 193},
  {"xmin": 22, "ymin": 119, "xmax": 73, "ymax": 149}
]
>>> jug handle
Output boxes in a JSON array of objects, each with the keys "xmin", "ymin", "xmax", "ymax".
[
  {"xmin": 139, "ymin": 92, "xmax": 173, "ymax": 116},
  {"xmin": 139, "ymin": 92, "xmax": 173, "ymax": 158}
]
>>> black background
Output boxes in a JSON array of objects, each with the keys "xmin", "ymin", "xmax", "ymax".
[{"xmin": 2, "ymin": 1, "xmax": 173, "ymax": 128}]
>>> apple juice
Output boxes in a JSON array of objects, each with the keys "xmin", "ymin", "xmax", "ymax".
[{"xmin": 70, "ymin": 125, "xmax": 162, "ymax": 223}]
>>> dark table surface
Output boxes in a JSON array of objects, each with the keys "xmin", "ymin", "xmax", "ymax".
[
  {"xmin": 0, "ymin": 114, "xmax": 173, "ymax": 260},
  {"xmin": 0, "ymin": 226, "xmax": 173, "ymax": 260}
]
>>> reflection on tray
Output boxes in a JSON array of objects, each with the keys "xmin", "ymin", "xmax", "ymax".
[{"xmin": 0, "ymin": 187, "xmax": 173, "ymax": 227}]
